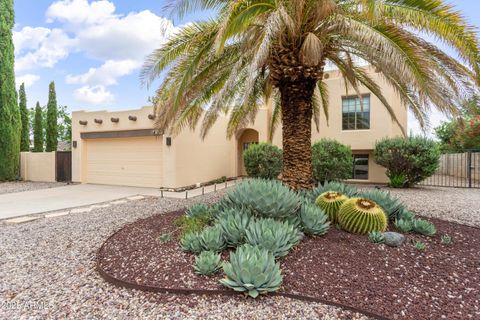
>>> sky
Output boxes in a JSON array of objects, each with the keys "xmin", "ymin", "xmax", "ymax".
[{"xmin": 12, "ymin": 0, "xmax": 480, "ymax": 136}]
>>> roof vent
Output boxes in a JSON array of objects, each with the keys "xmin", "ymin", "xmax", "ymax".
[
  {"xmin": 79, "ymin": 120, "xmax": 88, "ymax": 125},
  {"xmin": 128, "ymin": 115, "xmax": 137, "ymax": 121},
  {"xmin": 148, "ymin": 114, "xmax": 156, "ymax": 120},
  {"xmin": 111, "ymin": 117, "xmax": 119, "ymax": 123},
  {"xmin": 94, "ymin": 118, "xmax": 103, "ymax": 124}
]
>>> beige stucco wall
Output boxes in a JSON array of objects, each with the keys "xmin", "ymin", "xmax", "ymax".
[
  {"xmin": 20, "ymin": 152, "xmax": 56, "ymax": 182},
  {"xmin": 72, "ymin": 107, "xmax": 236, "ymax": 189},
  {"xmin": 72, "ymin": 67, "xmax": 406, "ymax": 187}
]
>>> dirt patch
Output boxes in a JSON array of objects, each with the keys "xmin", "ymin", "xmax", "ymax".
[{"xmin": 97, "ymin": 211, "xmax": 480, "ymax": 320}]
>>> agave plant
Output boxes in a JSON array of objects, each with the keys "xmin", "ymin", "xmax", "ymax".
[
  {"xmin": 397, "ymin": 207, "xmax": 416, "ymax": 222},
  {"xmin": 299, "ymin": 201, "xmax": 330, "ymax": 236},
  {"xmin": 309, "ymin": 181, "xmax": 358, "ymax": 201},
  {"xmin": 180, "ymin": 232, "xmax": 203, "ymax": 254},
  {"xmin": 220, "ymin": 244, "xmax": 282, "ymax": 298},
  {"xmin": 216, "ymin": 208, "xmax": 252, "ymax": 247},
  {"xmin": 199, "ymin": 225, "xmax": 227, "ymax": 252},
  {"xmin": 225, "ymin": 179, "xmax": 301, "ymax": 220},
  {"xmin": 357, "ymin": 189, "xmax": 405, "ymax": 221},
  {"xmin": 186, "ymin": 203, "xmax": 211, "ymax": 218},
  {"xmin": 337, "ymin": 198, "xmax": 388, "ymax": 235},
  {"xmin": 395, "ymin": 218, "xmax": 413, "ymax": 233},
  {"xmin": 245, "ymin": 218, "xmax": 303, "ymax": 257},
  {"xmin": 142, "ymin": 0, "xmax": 480, "ymax": 190},
  {"xmin": 412, "ymin": 218, "xmax": 436, "ymax": 237},
  {"xmin": 368, "ymin": 231, "xmax": 385, "ymax": 244},
  {"xmin": 194, "ymin": 251, "xmax": 222, "ymax": 276}
]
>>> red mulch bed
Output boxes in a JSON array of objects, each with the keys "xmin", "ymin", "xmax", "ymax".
[{"xmin": 97, "ymin": 211, "xmax": 480, "ymax": 320}]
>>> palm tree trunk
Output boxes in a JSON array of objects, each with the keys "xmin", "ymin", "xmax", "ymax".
[{"xmin": 280, "ymin": 80, "xmax": 316, "ymax": 190}]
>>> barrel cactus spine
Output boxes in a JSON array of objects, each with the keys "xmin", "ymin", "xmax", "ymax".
[
  {"xmin": 315, "ymin": 191, "xmax": 348, "ymax": 223},
  {"xmin": 338, "ymin": 198, "xmax": 387, "ymax": 235}
]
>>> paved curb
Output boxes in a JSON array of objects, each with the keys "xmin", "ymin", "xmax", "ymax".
[{"xmin": 1, "ymin": 195, "xmax": 148, "ymax": 225}]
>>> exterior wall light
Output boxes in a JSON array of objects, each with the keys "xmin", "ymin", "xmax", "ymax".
[{"xmin": 166, "ymin": 137, "xmax": 172, "ymax": 146}]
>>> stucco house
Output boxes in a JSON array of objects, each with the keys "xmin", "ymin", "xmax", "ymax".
[{"xmin": 71, "ymin": 68, "xmax": 407, "ymax": 189}]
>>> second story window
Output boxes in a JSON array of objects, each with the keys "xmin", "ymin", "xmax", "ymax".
[{"xmin": 342, "ymin": 95, "xmax": 370, "ymax": 130}]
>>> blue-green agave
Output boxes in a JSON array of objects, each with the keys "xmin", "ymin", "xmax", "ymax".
[{"xmin": 220, "ymin": 244, "xmax": 282, "ymax": 298}]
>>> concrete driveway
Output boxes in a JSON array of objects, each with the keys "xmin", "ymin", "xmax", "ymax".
[{"xmin": 0, "ymin": 184, "xmax": 164, "ymax": 220}]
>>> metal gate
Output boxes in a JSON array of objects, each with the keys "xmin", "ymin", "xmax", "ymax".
[
  {"xmin": 56, "ymin": 151, "xmax": 72, "ymax": 182},
  {"xmin": 420, "ymin": 150, "xmax": 479, "ymax": 188}
]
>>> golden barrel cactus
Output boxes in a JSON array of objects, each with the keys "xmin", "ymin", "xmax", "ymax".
[
  {"xmin": 315, "ymin": 191, "xmax": 348, "ymax": 223},
  {"xmin": 338, "ymin": 198, "xmax": 387, "ymax": 234}
]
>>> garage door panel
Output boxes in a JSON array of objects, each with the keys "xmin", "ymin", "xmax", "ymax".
[{"xmin": 85, "ymin": 137, "xmax": 163, "ymax": 188}]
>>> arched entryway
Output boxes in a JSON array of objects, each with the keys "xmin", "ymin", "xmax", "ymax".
[{"xmin": 236, "ymin": 128, "xmax": 259, "ymax": 176}]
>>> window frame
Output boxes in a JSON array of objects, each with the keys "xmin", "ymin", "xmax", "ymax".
[{"xmin": 342, "ymin": 94, "xmax": 371, "ymax": 131}]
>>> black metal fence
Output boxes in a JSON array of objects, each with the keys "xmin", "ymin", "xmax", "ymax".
[{"xmin": 420, "ymin": 150, "xmax": 480, "ymax": 188}]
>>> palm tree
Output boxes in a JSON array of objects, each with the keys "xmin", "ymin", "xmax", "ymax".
[{"xmin": 142, "ymin": 0, "xmax": 480, "ymax": 190}]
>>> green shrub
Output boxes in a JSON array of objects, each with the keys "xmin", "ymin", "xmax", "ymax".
[
  {"xmin": 389, "ymin": 173, "xmax": 407, "ymax": 188},
  {"xmin": 216, "ymin": 208, "xmax": 252, "ymax": 247},
  {"xmin": 368, "ymin": 231, "xmax": 385, "ymax": 244},
  {"xmin": 412, "ymin": 218, "xmax": 436, "ymax": 237},
  {"xmin": 194, "ymin": 251, "xmax": 222, "ymax": 276},
  {"xmin": 308, "ymin": 181, "xmax": 358, "ymax": 201},
  {"xmin": 374, "ymin": 136, "xmax": 440, "ymax": 187},
  {"xmin": 299, "ymin": 201, "xmax": 330, "ymax": 236},
  {"xmin": 243, "ymin": 143, "xmax": 282, "ymax": 179},
  {"xmin": 199, "ymin": 225, "xmax": 226, "ymax": 252},
  {"xmin": 186, "ymin": 203, "xmax": 211, "ymax": 218},
  {"xmin": 245, "ymin": 218, "xmax": 303, "ymax": 257},
  {"xmin": 315, "ymin": 191, "xmax": 349, "ymax": 223},
  {"xmin": 357, "ymin": 189, "xmax": 405, "ymax": 222},
  {"xmin": 180, "ymin": 232, "xmax": 203, "ymax": 254},
  {"xmin": 394, "ymin": 219, "xmax": 413, "ymax": 233},
  {"xmin": 311, "ymin": 139, "xmax": 353, "ymax": 183},
  {"xmin": 175, "ymin": 214, "xmax": 211, "ymax": 237},
  {"xmin": 220, "ymin": 244, "xmax": 282, "ymax": 298},
  {"xmin": 226, "ymin": 179, "xmax": 301, "ymax": 220},
  {"xmin": 337, "ymin": 198, "xmax": 388, "ymax": 235}
]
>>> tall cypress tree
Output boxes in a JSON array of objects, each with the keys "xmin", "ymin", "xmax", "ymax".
[
  {"xmin": 19, "ymin": 83, "xmax": 30, "ymax": 151},
  {"xmin": 45, "ymin": 81, "xmax": 58, "ymax": 152},
  {"xmin": 0, "ymin": 0, "xmax": 21, "ymax": 180},
  {"xmin": 33, "ymin": 102, "xmax": 44, "ymax": 152}
]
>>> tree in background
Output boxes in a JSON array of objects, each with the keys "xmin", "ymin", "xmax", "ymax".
[
  {"xmin": 57, "ymin": 105, "xmax": 72, "ymax": 145},
  {"xmin": 33, "ymin": 102, "xmax": 44, "ymax": 152},
  {"xmin": 0, "ymin": 0, "xmax": 21, "ymax": 180},
  {"xmin": 19, "ymin": 83, "xmax": 30, "ymax": 151},
  {"xmin": 45, "ymin": 81, "xmax": 58, "ymax": 152},
  {"xmin": 435, "ymin": 96, "xmax": 480, "ymax": 153},
  {"xmin": 142, "ymin": 0, "xmax": 480, "ymax": 189}
]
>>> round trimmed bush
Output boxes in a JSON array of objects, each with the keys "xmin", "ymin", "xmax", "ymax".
[
  {"xmin": 338, "ymin": 198, "xmax": 387, "ymax": 234},
  {"xmin": 311, "ymin": 139, "xmax": 353, "ymax": 183},
  {"xmin": 374, "ymin": 136, "xmax": 440, "ymax": 187},
  {"xmin": 243, "ymin": 143, "xmax": 282, "ymax": 179}
]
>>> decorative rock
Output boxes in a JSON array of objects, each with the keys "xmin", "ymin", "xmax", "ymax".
[{"xmin": 383, "ymin": 232, "xmax": 406, "ymax": 247}]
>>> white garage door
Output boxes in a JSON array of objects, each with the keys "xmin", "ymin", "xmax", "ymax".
[{"xmin": 86, "ymin": 137, "xmax": 163, "ymax": 188}]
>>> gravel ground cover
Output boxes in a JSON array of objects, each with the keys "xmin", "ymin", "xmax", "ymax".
[
  {"xmin": 98, "ymin": 209, "xmax": 480, "ymax": 320},
  {"xmin": 363, "ymin": 185, "xmax": 480, "ymax": 227},
  {"xmin": 0, "ymin": 193, "xmax": 369, "ymax": 320},
  {"xmin": 0, "ymin": 181, "xmax": 68, "ymax": 195}
]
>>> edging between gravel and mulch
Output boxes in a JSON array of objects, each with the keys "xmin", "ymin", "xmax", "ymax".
[{"xmin": 96, "ymin": 224, "xmax": 389, "ymax": 320}]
